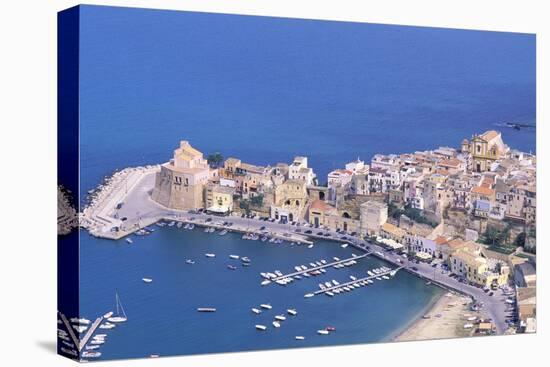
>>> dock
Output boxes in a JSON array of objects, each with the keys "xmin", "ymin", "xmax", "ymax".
[
  {"xmin": 311, "ymin": 266, "xmax": 404, "ymax": 296},
  {"xmin": 59, "ymin": 312, "xmax": 80, "ymax": 352},
  {"xmin": 79, "ymin": 316, "xmax": 104, "ymax": 352},
  {"xmin": 264, "ymin": 253, "xmax": 370, "ymax": 283}
]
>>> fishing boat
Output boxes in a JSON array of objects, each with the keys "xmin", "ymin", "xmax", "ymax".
[
  {"xmin": 272, "ymin": 321, "xmax": 281, "ymax": 328},
  {"xmin": 275, "ymin": 315, "xmax": 286, "ymax": 321},
  {"xmin": 287, "ymin": 309, "xmax": 297, "ymax": 316},
  {"xmin": 107, "ymin": 292, "xmax": 127, "ymax": 323},
  {"xmin": 241, "ymin": 256, "xmax": 251, "ymax": 263},
  {"xmin": 142, "ymin": 278, "xmax": 153, "ymax": 283},
  {"xmin": 229, "ymin": 255, "xmax": 240, "ymax": 260},
  {"xmin": 255, "ymin": 324, "xmax": 267, "ymax": 331},
  {"xmin": 317, "ymin": 329, "xmax": 329, "ymax": 335},
  {"xmin": 251, "ymin": 308, "xmax": 261, "ymax": 314},
  {"xmin": 205, "ymin": 253, "xmax": 216, "ymax": 258},
  {"xmin": 260, "ymin": 303, "xmax": 272, "ymax": 310},
  {"xmin": 295, "ymin": 336, "xmax": 305, "ymax": 340},
  {"xmin": 125, "ymin": 238, "xmax": 133, "ymax": 244}
]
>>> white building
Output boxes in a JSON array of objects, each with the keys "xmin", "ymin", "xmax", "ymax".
[{"xmin": 288, "ymin": 156, "xmax": 317, "ymax": 186}]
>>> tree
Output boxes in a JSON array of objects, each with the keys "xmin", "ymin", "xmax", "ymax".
[
  {"xmin": 207, "ymin": 152, "xmax": 224, "ymax": 168},
  {"xmin": 250, "ymin": 194, "xmax": 264, "ymax": 208}
]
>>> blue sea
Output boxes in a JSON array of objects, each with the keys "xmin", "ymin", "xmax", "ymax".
[{"xmin": 73, "ymin": 5, "xmax": 535, "ymax": 360}]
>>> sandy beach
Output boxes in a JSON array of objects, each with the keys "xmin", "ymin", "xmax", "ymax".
[{"xmin": 394, "ymin": 291, "xmax": 486, "ymax": 342}]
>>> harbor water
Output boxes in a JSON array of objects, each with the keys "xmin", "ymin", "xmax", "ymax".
[{"xmin": 79, "ymin": 228, "xmax": 443, "ymax": 359}]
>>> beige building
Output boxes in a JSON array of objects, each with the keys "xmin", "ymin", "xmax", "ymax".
[
  {"xmin": 308, "ymin": 200, "xmax": 360, "ymax": 233},
  {"xmin": 360, "ymin": 200, "xmax": 388, "ymax": 236},
  {"xmin": 205, "ymin": 183, "xmax": 235, "ymax": 214},
  {"xmin": 270, "ymin": 179, "xmax": 308, "ymax": 222},
  {"xmin": 152, "ymin": 141, "xmax": 212, "ymax": 210},
  {"xmin": 449, "ymin": 244, "xmax": 510, "ymax": 287},
  {"xmin": 288, "ymin": 156, "xmax": 316, "ymax": 185},
  {"xmin": 461, "ymin": 130, "xmax": 508, "ymax": 172}
]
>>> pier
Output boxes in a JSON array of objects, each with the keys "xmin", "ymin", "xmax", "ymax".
[
  {"xmin": 59, "ymin": 312, "xmax": 80, "ymax": 351},
  {"xmin": 264, "ymin": 253, "xmax": 370, "ymax": 283},
  {"xmin": 311, "ymin": 266, "xmax": 404, "ymax": 296},
  {"xmin": 79, "ymin": 317, "xmax": 104, "ymax": 352}
]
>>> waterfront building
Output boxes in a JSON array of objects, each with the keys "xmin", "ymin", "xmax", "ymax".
[
  {"xmin": 379, "ymin": 222, "xmax": 407, "ymax": 243},
  {"xmin": 152, "ymin": 140, "xmax": 211, "ymax": 210},
  {"xmin": 270, "ymin": 179, "xmax": 308, "ymax": 222},
  {"xmin": 449, "ymin": 243, "xmax": 510, "ymax": 287},
  {"xmin": 308, "ymin": 199, "xmax": 361, "ymax": 233},
  {"xmin": 288, "ymin": 156, "xmax": 316, "ymax": 185},
  {"xmin": 360, "ymin": 200, "xmax": 388, "ymax": 236},
  {"xmin": 205, "ymin": 183, "xmax": 235, "ymax": 214},
  {"xmin": 461, "ymin": 130, "xmax": 508, "ymax": 172}
]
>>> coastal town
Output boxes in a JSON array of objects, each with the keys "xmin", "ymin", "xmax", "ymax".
[{"xmin": 80, "ymin": 130, "xmax": 536, "ymax": 339}]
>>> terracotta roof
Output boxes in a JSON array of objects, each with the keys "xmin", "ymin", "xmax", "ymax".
[
  {"xmin": 439, "ymin": 158, "xmax": 462, "ymax": 168},
  {"xmin": 472, "ymin": 186, "xmax": 495, "ymax": 196},
  {"xmin": 434, "ymin": 236, "xmax": 449, "ymax": 246},
  {"xmin": 381, "ymin": 223, "xmax": 406, "ymax": 238},
  {"xmin": 309, "ymin": 200, "xmax": 335, "ymax": 213}
]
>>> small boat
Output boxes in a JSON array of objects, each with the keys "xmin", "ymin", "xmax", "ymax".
[
  {"xmin": 382, "ymin": 275, "xmax": 390, "ymax": 280},
  {"xmin": 197, "ymin": 307, "xmax": 217, "ymax": 312},
  {"xmin": 261, "ymin": 280, "xmax": 271, "ymax": 286},
  {"xmin": 317, "ymin": 329, "xmax": 329, "ymax": 335},
  {"xmin": 326, "ymin": 326, "xmax": 336, "ymax": 331},
  {"xmin": 142, "ymin": 278, "xmax": 153, "ymax": 283},
  {"xmin": 73, "ymin": 325, "xmax": 88, "ymax": 333},
  {"xmin": 107, "ymin": 292, "xmax": 128, "ymax": 323},
  {"xmin": 103, "ymin": 311, "xmax": 113, "ymax": 319},
  {"xmin": 295, "ymin": 336, "xmax": 305, "ymax": 340},
  {"xmin": 85, "ymin": 345, "xmax": 100, "ymax": 351},
  {"xmin": 229, "ymin": 255, "xmax": 240, "ymax": 260},
  {"xmin": 332, "ymin": 280, "xmax": 340, "ymax": 286},
  {"xmin": 287, "ymin": 309, "xmax": 297, "ymax": 316},
  {"xmin": 341, "ymin": 244, "xmax": 348, "ymax": 248},
  {"xmin": 70, "ymin": 318, "xmax": 91, "ymax": 325},
  {"xmin": 294, "ymin": 266, "xmax": 302, "ymax": 272},
  {"xmin": 186, "ymin": 259, "xmax": 195, "ymax": 264},
  {"xmin": 255, "ymin": 324, "xmax": 267, "ymax": 331},
  {"xmin": 125, "ymin": 238, "xmax": 133, "ymax": 244},
  {"xmin": 150, "ymin": 354, "xmax": 160, "ymax": 358},
  {"xmin": 219, "ymin": 230, "xmax": 228, "ymax": 236},
  {"xmin": 326, "ymin": 291, "xmax": 334, "ymax": 297},
  {"xmin": 82, "ymin": 351, "xmax": 101, "ymax": 358},
  {"xmin": 260, "ymin": 303, "xmax": 272, "ymax": 310},
  {"xmin": 275, "ymin": 315, "xmax": 286, "ymax": 321},
  {"xmin": 309, "ymin": 263, "xmax": 317, "ymax": 268},
  {"xmin": 272, "ymin": 321, "xmax": 281, "ymax": 328},
  {"xmin": 227, "ymin": 265, "xmax": 237, "ymax": 270},
  {"xmin": 251, "ymin": 308, "xmax": 261, "ymax": 314},
  {"xmin": 307, "ymin": 244, "xmax": 314, "ymax": 249},
  {"xmin": 241, "ymin": 262, "xmax": 251, "ymax": 267},
  {"xmin": 188, "ymin": 224, "xmax": 195, "ymax": 230},
  {"xmin": 176, "ymin": 222, "xmax": 183, "ymax": 228},
  {"xmin": 241, "ymin": 257, "xmax": 251, "ymax": 263},
  {"xmin": 333, "ymin": 257, "xmax": 340, "ymax": 261},
  {"xmin": 205, "ymin": 253, "xmax": 216, "ymax": 258},
  {"xmin": 304, "ymin": 293, "xmax": 314, "ymax": 298},
  {"xmin": 99, "ymin": 323, "xmax": 115, "ymax": 330},
  {"xmin": 90, "ymin": 339, "xmax": 104, "ymax": 345}
]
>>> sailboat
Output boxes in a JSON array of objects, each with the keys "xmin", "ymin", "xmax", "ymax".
[{"xmin": 107, "ymin": 292, "xmax": 127, "ymax": 323}]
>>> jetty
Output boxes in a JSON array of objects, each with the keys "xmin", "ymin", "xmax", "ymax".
[
  {"xmin": 264, "ymin": 253, "xmax": 370, "ymax": 284},
  {"xmin": 311, "ymin": 266, "xmax": 404, "ymax": 296},
  {"xmin": 79, "ymin": 317, "xmax": 104, "ymax": 351}
]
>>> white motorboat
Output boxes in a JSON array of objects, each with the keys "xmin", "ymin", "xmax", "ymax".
[
  {"xmin": 325, "ymin": 281, "xmax": 332, "ymax": 287},
  {"xmin": 304, "ymin": 293, "xmax": 314, "ymax": 298},
  {"xmin": 125, "ymin": 238, "xmax": 133, "ymax": 244},
  {"xmin": 261, "ymin": 280, "xmax": 271, "ymax": 286},
  {"xmin": 73, "ymin": 325, "xmax": 88, "ymax": 333},
  {"xmin": 219, "ymin": 230, "xmax": 228, "ymax": 235},
  {"xmin": 82, "ymin": 351, "xmax": 101, "ymax": 358},
  {"xmin": 326, "ymin": 291, "xmax": 334, "ymax": 297},
  {"xmin": 317, "ymin": 329, "xmax": 329, "ymax": 335},
  {"xmin": 90, "ymin": 339, "xmax": 105, "ymax": 345},
  {"xmin": 186, "ymin": 259, "xmax": 195, "ymax": 264},
  {"xmin": 260, "ymin": 303, "xmax": 272, "ymax": 310},
  {"xmin": 70, "ymin": 318, "xmax": 91, "ymax": 325},
  {"xmin": 341, "ymin": 244, "xmax": 348, "ymax": 248},
  {"xmin": 252, "ymin": 308, "xmax": 261, "ymax": 314},
  {"xmin": 367, "ymin": 270, "xmax": 374, "ymax": 276},
  {"xmin": 274, "ymin": 270, "xmax": 283, "ymax": 276},
  {"xmin": 316, "ymin": 261, "xmax": 323, "ymax": 266},
  {"xmin": 85, "ymin": 345, "xmax": 100, "ymax": 351},
  {"xmin": 275, "ymin": 315, "xmax": 286, "ymax": 321},
  {"xmin": 255, "ymin": 324, "xmax": 267, "ymax": 331},
  {"xmin": 142, "ymin": 278, "xmax": 153, "ymax": 283},
  {"xmin": 229, "ymin": 255, "xmax": 240, "ymax": 260},
  {"xmin": 307, "ymin": 244, "xmax": 314, "ymax": 249},
  {"xmin": 309, "ymin": 262, "xmax": 316, "ymax": 268},
  {"xmin": 294, "ymin": 266, "xmax": 302, "ymax": 272},
  {"xmin": 333, "ymin": 257, "xmax": 340, "ymax": 261},
  {"xmin": 295, "ymin": 336, "xmax": 305, "ymax": 340},
  {"xmin": 103, "ymin": 311, "xmax": 113, "ymax": 319},
  {"xmin": 205, "ymin": 253, "xmax": 216, "ymax": 258},
  {"xmin": 332, "ymin": 280, "xmax": 340, "ymax": 286},
  {"xmin": 321, "ymin": 259, "xmax": 327, "ymax": 264},
  {"xmin": 367, "ymin": 279, "xmax": 374, "ymax": 284},
  {"xmin": 382, "ymin": 275, "xmax": 390, "ymax": 280},
  {"xmin": 99, "ymin": 323, "xmax": 115, "ymax": 330},
  {"xmin": 272, "ymin": 321, "xmax": 281, "ymax": 328},
  {"xmin": 320, "ymin": 268, "xmax": 326, "ymax": 273},
  {"xmin": 350, "ymin": 276, "xmax": 357, "ymax": 281},
  {"xmin": 287, "ymin": 309, "xmax": 297, "ymax": 316},
  {"xmin": 107, "ymin": 292, "xmax": 128, "ymax": 323}
]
